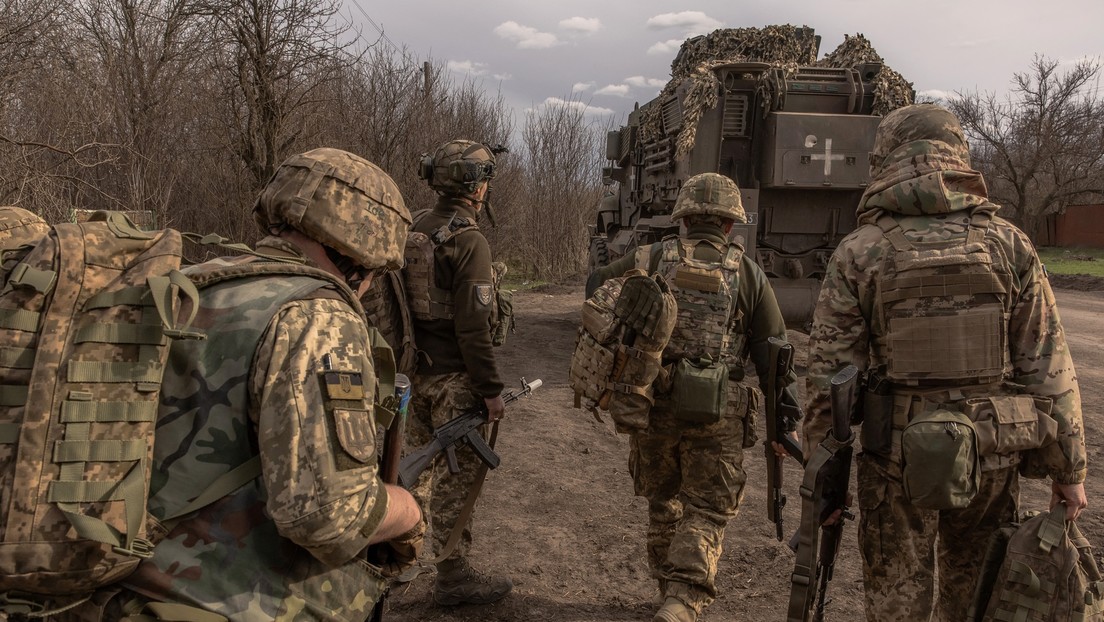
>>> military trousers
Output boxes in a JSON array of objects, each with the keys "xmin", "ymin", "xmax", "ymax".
[
  {"xmin": 408, "ymin": 371, "xmax": 486, "ymax": 562},
  {"xmin": 856, "ymin": 452, "xmax": 1019, "ymax": 621},
  {"xmin": 628, "ymin": 383, "xmax": 755, "ymax": 613}
]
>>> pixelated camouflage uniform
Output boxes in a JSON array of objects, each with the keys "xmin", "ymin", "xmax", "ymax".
[
  {"xmin": 406, "ymin": 196, "xmax": 502, "ymax": 562},
  {"xmin": 804, "ymin": 105, "xmax": 1086, "ymax": 621},
  {"xmin": 0, "ymin": 206, "xmax": 48, "ymax": 286},
  {"xmin": 588, "ymin": 217, "xmax": 795, "ymax": 615},
  {"xmin": 95, "ymin": 238, "xmax": 391, "ymax": 621}
]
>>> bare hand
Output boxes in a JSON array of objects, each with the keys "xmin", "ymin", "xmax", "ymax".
[
  {"xmin": 771, "ymin": 432, "xmax": 800, "ymax": 459},
  {"xmin": 822, "ymin": 493, "xmax": 854, "ymax": 526},
  {"xmin": 484, "ymin": 394, "xmax": 506, "ymax": 422},
  {"xmin": 1052, "ymin": 481, "xmax": 1088, "ymax": 521}
]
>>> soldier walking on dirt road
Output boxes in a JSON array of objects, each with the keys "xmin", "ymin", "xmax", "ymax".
[
  {"xmin": 587, "ymin": 172, "xmax": 800, "ymax": 622},
  {"xmin": 803, "ymin": 104, "xmax": 1089, "ymax": 621}
]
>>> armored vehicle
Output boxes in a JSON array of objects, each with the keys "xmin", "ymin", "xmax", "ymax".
[{"xmin": 591, "ymin": 30, "xmax": 910, "ymax": 329}]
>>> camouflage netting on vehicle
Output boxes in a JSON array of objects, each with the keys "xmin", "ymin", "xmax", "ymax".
[{"xmin": 641, "ymin": 25, "xmax": 914, "ymax": 155}]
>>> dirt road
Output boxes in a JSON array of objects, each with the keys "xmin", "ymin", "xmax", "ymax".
[{"xmin": 385, "ymin": 285, "xmax": 1104, "ymax": 622}]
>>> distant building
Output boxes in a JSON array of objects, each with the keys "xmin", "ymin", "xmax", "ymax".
[{"xmin": 1039, "ymin": 204, "xmax": 1104, "ymax": 248}]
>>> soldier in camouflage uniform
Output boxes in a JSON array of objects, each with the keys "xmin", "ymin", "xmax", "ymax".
[
  {"xmin": 0, "ymin": 206, "xmax": 48, "ymax": 285},
  {"xmin": 587, "ymin": 173, "xmax": 799, "ymax": 622},
  {"xmin": 404, "ymin": 139, "xmax": 512, "ymax": 605},
  {"xmin": 803, "ymin": 104, "xmax": 1088, "ymax": 621},
  {"xmin": 71, "ymin": 148, "xmax": 424, "ymax": 621}
]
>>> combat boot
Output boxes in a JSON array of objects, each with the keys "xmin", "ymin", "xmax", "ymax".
[
  {"xmin": 652, "ymin": 597, "xmax": 697, "ymax": 622},
  {"xmin": 433, "ymin": 558, "xmax": 513, "ymax": 606}
]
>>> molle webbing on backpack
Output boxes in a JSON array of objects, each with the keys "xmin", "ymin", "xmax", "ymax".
[
  {"xmin": 402, "ymin": 213, "xmax": 478, "ymax": 322},
  {"xmin": 0, "ymin": 213, "xmax": 202, "ymax": 599},
  {"xmin": 875, "ymin": 212, "xmax": 1011, "ymax": 385},
  {"xmin": 649, "ymin": 237, "xmax": 742, "ymax": 366}
]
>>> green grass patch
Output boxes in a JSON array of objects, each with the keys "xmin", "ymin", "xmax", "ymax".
[
  {"xmin": 499, "ymin": 266, "xmax": 551, "ymax": 291},
  {"xmin": 1037, "ymin": 247, "xmax": 1104, "ymax": 277}
]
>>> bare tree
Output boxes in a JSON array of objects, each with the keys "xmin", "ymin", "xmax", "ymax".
[{"xmin": 949, "ymin": 55, "xmax": 1104, "ymax": 242}]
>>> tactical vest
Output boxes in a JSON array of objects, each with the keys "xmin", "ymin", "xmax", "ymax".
[
  {"xmin": 124, "ymin": 259, "xmax": 386, "ymax": 621},
  {"xmin": 874, "ymin": 210, "xmax": 1012, "ymax": 386},
  {"xmin": 640, "ymin": 237, "xmax": 744, "ymax": 367},
  {"xmin": 402, "ymin": 211, "xmax": 510, "ymax": 345}
]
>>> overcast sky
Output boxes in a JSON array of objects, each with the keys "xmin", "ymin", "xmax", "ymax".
[{"xmin": 346, "ymin": 0, "xmax": 1104, "ymax": 124}]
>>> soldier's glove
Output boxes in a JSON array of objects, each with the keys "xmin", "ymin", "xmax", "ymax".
[
  {"xmin": 379, "ymin": 519, "xmax": 426, "ymax": 578},
  {"xmin": 615, "ymin": 274, "xmax": 665, "ymax": 339}
]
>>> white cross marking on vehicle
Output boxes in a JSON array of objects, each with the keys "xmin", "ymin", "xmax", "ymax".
[{"xmin": 811, "ymin": 138, "xmax": 845, "ymax": 176}]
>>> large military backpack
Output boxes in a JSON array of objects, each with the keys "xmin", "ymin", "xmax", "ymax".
[
  {"xmin": 569, "ymin": 270, "xmax": 676, "ymax": 432},
  {"xmin": 0, "ymin": 213, "xmax": 229, "ymax": 614},
  {"xmin": 361, "ymin": 270, "xmax": 418, "ymax": 377},
  {"xmin": 402, "ymin": 211, "xmax": 513, "ymax": 346},
  {"xmin": 971, "ymin": 508, "xmax": 1104, "ymax": 622}
]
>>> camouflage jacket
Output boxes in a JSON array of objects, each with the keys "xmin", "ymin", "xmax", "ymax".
[
  {"xmin": 123, "ymin": 237, "xmax": 389, "ymax": 621},
  {"xmin": 588, "ymin": 224, "xmax": 796, "ymax": 397},
  {"xmin": 804, "ymin": 140, "xmax": 1086, "ymax": 484},
  {"xmin": 409, "ymin": 197, "xmax": 502, "ymax": 396}
]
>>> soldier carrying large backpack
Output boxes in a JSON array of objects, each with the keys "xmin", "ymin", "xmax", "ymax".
[
  {"xmin": 586, "ymin": 172, "xmax": 800, "ymax": 622},
  {"xmin": 0, "ymin": 148, "xmax": 425, "ymax": 621}
]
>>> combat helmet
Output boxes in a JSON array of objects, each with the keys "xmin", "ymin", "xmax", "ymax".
[
  {"xmin": 0, "ymin": 206, "xmax": 48, "ymax": 253},
  {"xmin": 418, "ymin": 140, "xmax": 496, "ymax": 196},
  {"xmin": 671, "ymin": 173, "xmax": 746, "ymax": 223},
  {"xmin": 254, "ymin": 148, "xmax": 411, "ymax": 272},
  {"xmin": 870, "ymin": 103, "xmax": 970, "ymax": 175}
]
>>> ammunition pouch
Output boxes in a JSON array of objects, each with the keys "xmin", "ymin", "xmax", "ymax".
[
  {"xmin": 901, "ymin": 406, "xmax": 980, "ymax": 510},
  {"xmin": 965, "ymin": 394, "xmax": 1058, "ymax": 472},
  {"xmin": 859, "ymin": 373, "xmax": 895, "ymax": 456},
  {"xmin": 671, "ymin": 356, "xmax": 728, "ymax": 424}
]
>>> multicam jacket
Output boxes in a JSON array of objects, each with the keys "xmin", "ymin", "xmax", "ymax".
[
  {"xmin": 122, "ymin": 238, "xmax": 389, "ymax": 621},
  {"xmin": 803, "ymin": 140, "xmax": 1086, "ymax": 484}
]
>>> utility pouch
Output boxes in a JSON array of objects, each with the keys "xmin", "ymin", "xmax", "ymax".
[
  {"xmin": 860, "ymin": 374, "xmax": 894, "ymax": 456},
  {"xmin": 671, "ymin": 356, "xmax": 728, "ymax": 424},
  {"xmin": 901, "ymin": 406, "xmax": 980, "ymax": 510},
  {"xmin": 966, "ymin": 394, "xmax": 1058, "ymax": 457}
]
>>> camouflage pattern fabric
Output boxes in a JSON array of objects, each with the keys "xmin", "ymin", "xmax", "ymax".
[
  {"xmin": 407, "ymin": 371, "xmax": 486, "ymax": 561},
  {"xmin": 805, "ymin": 105, "xmax": 1086, "ymax": 619},
  {"xmin": 0, "ymin": 206, "xmax": 47, "ymax": 286},
  {"xmin": 120, "ymin": 243, "xmax": 389, "ymax": 621},
  {"xmin": 670, "ymin": 173, "xmax": 746, "ymax": 223},
  {"xmin": 642, "ymin": 25, "xmax": 913, "ymax": 152},
  {"xmin": 856, "ymin": 454, "xmax": 1018, "ymax": 621},
  {"xmin": 629, "ymin": 382, "xmax": 757, "ymax": 614}
]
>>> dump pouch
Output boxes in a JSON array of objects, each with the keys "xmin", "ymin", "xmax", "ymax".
[
  {"xmin": 901, "ymin": 406, "xmax": 980, "ymax": 510},
  {"xmin": 966, "ymin": 394, "xmax": 1057, "ymax": 471},
  {"xmin": 671, "ymin": 356, "xmax": 728, "ymax": 424},
  {"xmin": 860, "ymin": 373, "xmax": 894, "ymax": 456}
]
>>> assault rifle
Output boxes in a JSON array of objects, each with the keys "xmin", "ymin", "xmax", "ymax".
[
  {"xmin": 397, "ymin": 377, "xmax": 542, "ymax": 488},
  {"xmin": 787, "ymin": 365, "xmax": 858, "ymax": 622},
  {"xmin": 765, "ymin": 337, "xmax": 804, "ymax": 541}
]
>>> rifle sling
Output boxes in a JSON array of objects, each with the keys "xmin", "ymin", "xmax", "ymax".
[
  {"xmin": 786, "ymin": 434, "xmax": 850, "ymax": 622},
  {"xmin": 425, "ymin": 419, "xmax": 500, "ymax": 565}
]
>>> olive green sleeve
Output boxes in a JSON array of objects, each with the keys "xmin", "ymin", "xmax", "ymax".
[
  {"xmin": 585, "ymin": 253, "xmax": 637, "ymax": 298},
  {"xmin": 738, "ymin": 257, "xmax": 794, "ymax": 389},
  {"xmin": 447, "ymin": 230, "xmax": 503, "ymax": 397}
]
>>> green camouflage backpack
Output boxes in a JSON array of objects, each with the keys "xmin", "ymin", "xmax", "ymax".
[
  {"xmin": 971, "ymin": 508, "xmax": 1104, "ymax": 622},
  {"xmin": 570, "ymin": 270, "xmax": 677, "ymax": 432},
  {"xmin": 0, "ymin": 212, "xmax": 225, "ymax": 615}
]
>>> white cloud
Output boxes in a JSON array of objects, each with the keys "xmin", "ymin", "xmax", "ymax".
[
  {"xmin": 916, "ymin": 89, "xmax": 954, "ymax": 102},
  {"xmin": 648, "ymin": 39, "xmax": 684, "ymax": 56},
  {"xmin": 560, "ymin": 16, "xmax": 602, "ymax": 34},
  {"xmin": 531, "ymin": 96, "xmax": 614, "ymax": 116},
  {"xmin": 572, "ymin": 81, "xmax": 595, "ymax": 92},
  {"xmin": 624, "ymin": 76, "xmax": 666, "ymax": 88},
  {"xmin": 645, "ymin": 11, "xmax": 722, "ymax": 32},
  {"xmin": 493, "ymin": 73, "xmax": 513, "ymax": 81},
  {"xmin": 447, "ymin": 60, "xmax": 488, "ymax": 76},
  {"xmin": 595, "ymin": 84, "xmax": 631, "ymax": 97},
  {"xmin": 494, "ymin": 21, "xmax": 558, "ymax": 49}
]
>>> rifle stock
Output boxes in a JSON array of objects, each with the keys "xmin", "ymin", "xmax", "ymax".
[
  {"xmin": 765, "ymin": 337, "xmax": 803, "ymax": 541},
  {"xmin": 787, "ymin": 365, "xmax": 857, "ymax": 622}
]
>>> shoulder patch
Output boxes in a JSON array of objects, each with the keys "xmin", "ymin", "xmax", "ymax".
[
  {"xmin": 322, "ymin": 371, "xmax": 365, "ymax": 401},
  {"xmin": 475, "ymin": 284, "xmax": 493, "ymax": 306}
]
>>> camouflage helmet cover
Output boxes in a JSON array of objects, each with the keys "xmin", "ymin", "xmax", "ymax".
[
  {"xmin": 419, "ymin": 140, "xmax": 496, "ymax": 195},
  {"xmin": 254, "ymin": 148, "xmax": 412, "ymax": 271},
  {"xmin": 870, "ymin": 103, "xmax": 970, "ymax": 172},
  {"xmin": 0, "ymin": 206, "xmax": 48, "ymax": 252},
  {"xmin": 671, "ymin": 173, "xmax": 746, "ymax": 223}
]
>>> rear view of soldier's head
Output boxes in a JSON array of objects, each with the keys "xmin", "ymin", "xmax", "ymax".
[
  {"xmin": 672, "ymin": 173, "xmax": 746, "ymax": 230},
  {"xmin": 418, "ymin": 140, "xmax": 497, "ymax": 199},
  {"xmin": 0, "ymin": 206, "xmax": 48, "ymax": 257},
  {"xmin": 869, "ymin": 103, "xmax": 971, "ymax": 177},
  {"xmin": 254, "ymin": 148, "xmax": 412, "ymax": 291}
]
